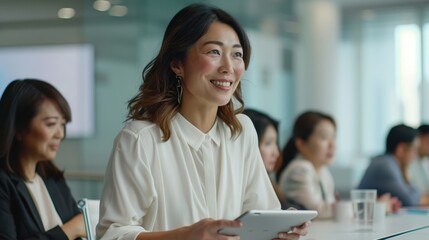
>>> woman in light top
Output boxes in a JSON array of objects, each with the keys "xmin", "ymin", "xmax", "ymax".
[
  {"xmin": 0, "ymin": 79, "xmax": 85, "ymax": 239},
  {"xmin": 97, "ymin": 3, "xmax": 309, "ymax": 240},
  {"xmin": 277, "ymin": 111, "xmax": 337, "ymax": 219}
]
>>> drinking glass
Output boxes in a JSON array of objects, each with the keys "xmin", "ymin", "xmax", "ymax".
[{"xmin": 350, "ymin": 189, "xmax": 377, "ymax": 231}]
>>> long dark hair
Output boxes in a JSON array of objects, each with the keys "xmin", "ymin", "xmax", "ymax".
[
  {"xmin": 242, "ymin": 108, "xmax": 279, "ymax": 145},
  {"xmin": 276, "ymin": 111, "xmax": 335, "ymax": 181},
  {"xmin": 127, "ymin": 3, "xmax": 251, "ymax": 141},
  {"xmin": 0, "ymin": 79, "xmax": 71, "ymax": 181}
]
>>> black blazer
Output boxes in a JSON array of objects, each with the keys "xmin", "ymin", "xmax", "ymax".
[{"xmin": 0, "ymin": 169, "xmax": 81, "ymax": 240}]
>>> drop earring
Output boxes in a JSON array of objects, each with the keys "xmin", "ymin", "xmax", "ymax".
[{"xmin": 176, "ymin": 75, "xmax": 183, "ymax": 104}]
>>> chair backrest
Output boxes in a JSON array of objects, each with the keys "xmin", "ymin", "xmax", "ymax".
[{"xmin": 77, "ymin": 198, "xmax": 100, "ymax": 240}]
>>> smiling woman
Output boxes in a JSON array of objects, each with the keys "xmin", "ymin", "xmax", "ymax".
[
  {"xmin": 0, "ymin": 79, "xmax": 86, "ymax": 239},
  {"xmin": 170, "ymin": 21, "xmax": 245, "ymax": 129},
  {"xmin": 97, "ymin": 3, "xmax": 309, "ymax": 240}
]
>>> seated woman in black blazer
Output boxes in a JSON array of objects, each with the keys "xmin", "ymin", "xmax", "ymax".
[{"xmin": 0, "ymin": 79, "xmax": 85, "ymax": 239}]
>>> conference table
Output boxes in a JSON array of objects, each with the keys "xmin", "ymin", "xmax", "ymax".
[
  {"xmin": 390, "ymin": 226, "xmax": 429, "ymax": 239},
  {"xmin": 303, "ymin": 209, "xmax": 429, "ymax": 240}
]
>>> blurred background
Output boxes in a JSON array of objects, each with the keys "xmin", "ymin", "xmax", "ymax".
[{"xmin": 0, "ymin": 0, "xmax": 428, "ymax": 199}]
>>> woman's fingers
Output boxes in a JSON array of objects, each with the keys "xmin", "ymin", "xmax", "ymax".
[
  {"xmin": 276, "ymin": 232, "xmax": 300, "ymax": 240},
  {"xmin": 216, "ymin": 219, "xmax": 242, "ymax": 230},
  {"xmin": 291, "ymin": 221, "xmax": 311, "ymax": 235}
]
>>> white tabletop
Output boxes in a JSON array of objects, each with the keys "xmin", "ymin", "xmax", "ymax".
[
  {"xmin": 388, "ymin": 228, "xmax": 429, "ymax": 240},
  {"xmin": 303, "ymin": 213, "xmax": 429, "ymax": 240}
]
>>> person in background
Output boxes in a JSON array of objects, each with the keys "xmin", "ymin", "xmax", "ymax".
[
  {"xmin": 409, "ymin": 124, "xmax": 429, "ymax": 194},
  {"xmin": 242, "ymin": 108, "xmax": 287, "ymax": 208},
  {"xmin": 276, "ymin": 111, "xmax": 337, "ymax": 219},
  {"xmin": 358, "ymin": 124, "xmax": 429, "ymax": 207},
  {"xmin": 0, "ymin": 79, "xmax": 85, "ymax": 239},
  {"xmin": 97, "ymin": 3, "xmax": 309, "ymax": 240}
]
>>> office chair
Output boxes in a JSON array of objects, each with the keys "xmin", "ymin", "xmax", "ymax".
[{"xmin": 77, "ymin": 198, "xmax": 100, "ymax": 240}]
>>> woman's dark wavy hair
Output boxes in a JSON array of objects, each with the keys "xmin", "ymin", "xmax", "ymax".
[
  {"xmin": 276, "ymin": 111, "xmax": 335, "ymax": 181},
  {"xmin": 127, "ymin": 3, "xmax": 251, "ymax": 141},
  {"xmin": 0, "ymin": 79, "xmax": 71, "ymax": 181}
]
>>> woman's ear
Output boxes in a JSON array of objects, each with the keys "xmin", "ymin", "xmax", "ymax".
[
  {"xmin": 295, "ymin": 138, "xmax": 305, "ymax": 152},
  {"xmin": 170, "ymin": 60, "xmax": 183, "ymax": 76}
]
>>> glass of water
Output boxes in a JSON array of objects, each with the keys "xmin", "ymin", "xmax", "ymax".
[{"xmin": 350, "ymin": 189, "xmax": 377, "ymax": 231}]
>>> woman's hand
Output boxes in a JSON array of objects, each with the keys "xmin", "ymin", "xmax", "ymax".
[
  {"xmin": 274, "ymin": 207, "xmax": 311, "ymax": 240},
  {"xmin": 275, "ymin": 221, "xmax": 310, "ymax": 240},
  {"xmin": 61, "ymin": 213, "xmax": 86, "ymax": 239},
  {"xmin": 179, "ymin": 218, "xmax": 241, "ymax": 240}
]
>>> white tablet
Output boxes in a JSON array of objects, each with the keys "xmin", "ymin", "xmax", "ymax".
[{"xmin": 218, "ymin": 210, "xmax": 317, "ymax": 239}]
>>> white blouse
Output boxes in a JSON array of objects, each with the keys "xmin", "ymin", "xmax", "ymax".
[
  {"xmin": 24, "ymin": 174, "xmax": 63, "ymax": 231},
  {"xmin": 278, "ymin": 157, "xmax": 335, "ymax": 219},
  {"xmin": 97, "ymin": 113, "xmax": 280, "ymax": 240}
]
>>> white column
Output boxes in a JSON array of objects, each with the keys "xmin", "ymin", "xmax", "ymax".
[
  {"xmin": 295, "ymin": 0, "xmax": 340, "ymax": 115},
  {"xmin": 295, "ymin": 0, "xmax": 360, "ymax": 168}
]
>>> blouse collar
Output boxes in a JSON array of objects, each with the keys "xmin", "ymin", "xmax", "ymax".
[{"xmin": 174, "ymin": 113, "xmax": 221, "ymax": 150}]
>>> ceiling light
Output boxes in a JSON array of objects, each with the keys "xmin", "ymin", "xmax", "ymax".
[
  {"xmin": 94, "ymin": 0, "xmax": 111, "ymax": 12},
  {"xmin": 58, "ymin": 8, "xmax": 75, "ymax": 19}
]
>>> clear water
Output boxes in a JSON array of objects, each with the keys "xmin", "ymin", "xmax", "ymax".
[{"xmin": 353, "ymin": 200, "xmax": 375, "ymax": 230}]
